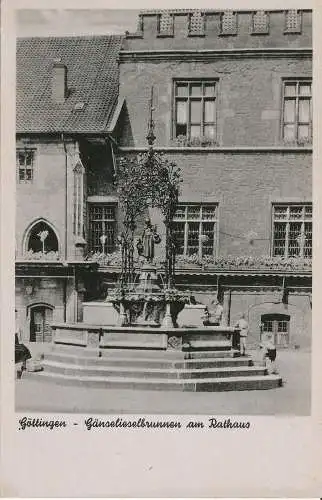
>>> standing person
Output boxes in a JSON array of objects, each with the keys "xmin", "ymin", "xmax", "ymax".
[
  {"xmin": 260, "ymin": 332, "xmax": 278, "ymax": 374},
  {"xmin": 235, "ymin": 313, "xmax": 249, "ymax": 356},
  {"xmin": 211, "ymin": 299, "xmax": 224, "ymax": 325}
]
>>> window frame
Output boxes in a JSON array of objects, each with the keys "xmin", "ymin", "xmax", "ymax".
[
  {"xmin": 157, "ymin": 12, "xmax": 174, "ymax": 37},
  {"xmin": 172, "ymin": 79, "xmax": 218, "ymax": 142},
  {"xmin": 271, "ymin": 203, "xmax": 312, "ymax": 258},
  {"xmin": 188, "ymin": 11, "xmax": 205, "ymax": 37},
  {"xmin": 284, "ymin": 10, "xmax": 302, "ymax": 34},
  {"xmin": 250, "ymin": 11, "xmax": 269, "ymax": 35},
  {"xmin": 16, "ymin": 148, "xmax": 36, "ymax": 183},
  {"xmin": 172, "ymin": 203, "xmax": 219, "ymax": 259},
  {"xmin": 281, "ymin": 78, "xmax": 312, "ymax": 145},
  {"xmin": 88, "ymin": 203, "xmax": 117, "ymax": 254},
  {"xmin": 219, "ymin": 11, "xmax": 238, "ymax": 36}
]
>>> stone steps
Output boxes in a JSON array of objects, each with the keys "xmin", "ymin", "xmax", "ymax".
[
  {"xmin": 51, "ymin": 344, "xmax": 240, "ymax": 359},
  {"xmin": 42, "ymin": 359, "xmax": 264, "ymax": 380},
  {"xmin": 45, "ymin": 351, "xmax": 252, "ymax": 369},
  {"xmin": 30, "ymin": 344, "xmax": 282, "ymax": 392},
  {"xmin": 25, "ymin": 370, "xmax": 282, "ymax": 392}
]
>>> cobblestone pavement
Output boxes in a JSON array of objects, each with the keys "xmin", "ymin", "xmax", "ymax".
[{"xmin": 15, "ymin": 349, "xmax": 311, "ymax": 415}]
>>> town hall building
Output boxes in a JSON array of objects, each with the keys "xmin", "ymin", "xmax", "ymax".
[{"xmin": 15, "ymin": 9, "xmax": 312, "ymax": 350}]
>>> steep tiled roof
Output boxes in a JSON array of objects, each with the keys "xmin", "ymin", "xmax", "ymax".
[{"xmin": 16, "ymin": 35, "xmax": 123, "ymax": 134}]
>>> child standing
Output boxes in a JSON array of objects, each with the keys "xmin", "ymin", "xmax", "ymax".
[
  {"xmin": 260, "ymin": 332, "xmax": 278, "ymax": 374},
  {"xmin": 234, "ymin": 313, "xmax": 249, "ymax": 356}
]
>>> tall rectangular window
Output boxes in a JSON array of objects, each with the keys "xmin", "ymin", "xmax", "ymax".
[
  {"xmin": 174, "ymin": 80, "xmax": 217, "ymax": 141},
  {"xmin": 173, "ymin": 204, "xmax": 218, "ymax": 258},
  {"xmin": 17, "ymin": 149, "xmax": 34, "ymax": 183},
  {"xmin": 88, "ymin": 204, "xmax": 116, "ymax": 254},
  {"xmin": 272, "ymin": 204, "xmax": 312, "ymax": 258},
  {"xmin": 282, "ymin": 80, "xmax": 312, "ymax": 144}
]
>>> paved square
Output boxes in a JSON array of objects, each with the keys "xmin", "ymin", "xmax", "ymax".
[{"xmin": 15, "ymin": 349, "xmax": 311, "ymax": 415}]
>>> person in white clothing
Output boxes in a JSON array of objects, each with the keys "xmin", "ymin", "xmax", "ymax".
[
  {"xmin": 235, "ymin": 313, "xmax": 249, "ymax": 356},
  {"xmin": 260, "ymin": 332, "xmax": 278, "ymax": 374}
]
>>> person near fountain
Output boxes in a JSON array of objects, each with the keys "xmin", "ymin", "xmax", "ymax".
[
  {"xmin": 210, "ymin": 299, "xmax": 223, "ymax": 325},
  {"xmin": 260, "ymin": 332, "xmax": 278, "ymax": 374},
  {"xmin": 137, "ymin": 218, "xmax": 161, "ymax": 263},
  {"xmin": 234, "ymin": 313, "xmax": 249, "ymax": 356}
]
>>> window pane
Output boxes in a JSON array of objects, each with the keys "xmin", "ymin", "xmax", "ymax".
[
  {"xmin": 176, "ymin": 101, "xmax": 187, "ymax": 124},
  {"xmin": 201, "ymin": 222, "xmax": 214, "ymax": 256},
  {"xmin": 298, "ymin": 125, "xmax": 310, "ymax": 140},
  {"xmin": 176, "ymin": 84, "xmax": 188, "ymax": 97},
  {"xmin": 19, "ymin": 170, "xmax": 25, "ymax": 180},
  {"xmin": 273, "ymin": 222, "xmax": 286, "ymax": 256},
  {"xmin": 299, "ymin": 83, "xmax": 311, "ymax": 96},
  {"xmin": 284, "ymin": 124, "xmax": 296, "ymax": 140},
  {"xmin": 202, "ymin": 205, "xmax": 217, "ymax": 220},
  {"xmin": 288, "ymin": 222, "xmax": 302, "ymax": 256},
  {"xmin": 173, "ymin": 222, "xmax": 185, "ymax": 255},
  {"xmin": 176, "ymin": 124, "xmax": 187, "ymax": 137},
  {"xmin": 278, "ymin": 321, "xmax": 288, "ymax": 332},
  {"xmin": 284, "ymin": 83, "xmax": 297, "ymax": 96},
  {"xmin": 187, "ymin": 206, "xmax": 200, "ymax": 219},
  {"xmin": 187, "ymin": 222, "xmax": 199, "ymax": 255},
  {"xmin": 26, "ymin": 153, "xmax": 33, "ymax": 166},
  {"xmin": 304, "ymin": 222, "xmax": 312, "ymax": 257},
  {"xmin": 204, "ymin": 100, "xmax": 215, "ymax": 123},
  {"xmin": 26, "ymin": 169, "xmax": 33, "ymax": 180},
  {"xmin": 174, "ymin": 206, "xmax": 186, "ymax": 219},
  {"xmin": 18, "ymin": 153, "xmax": 25, "ymax": 165},
  {"xmin": 305, "ymin": 205, "xmax": 312, "ymax": 218},
  {"xmin": 190, "ymin": 84, "xmax": 202, "ymax": 96},
  {"xmin": 284, "ymin": 99, "xmax": 296, "ymax": 122},
  {"xmin": 299, "ymin": 99, "xmax": 311, "ymax": 122},
  {"xmin": 204, "ymin": 125, "xmax": 215, "ymax": 139},
  {"xmin": 290, "ymin": 206, "xmax": 303, "ymax": 219},
  {"xmin": 190, "ymin": 100, "xmax": 201, "ymax": 122},
  {"xmin": 263, "ymin": 320, "xmax": 273, "ymax": 332},
  {"xmin": 190, "ymin": 125, "xmax": 201, "ymax": 138},
  {"xmin": 274, "ymin": 206, "xmax": 288, "ymax": 219},
  {"xmin": 204, "ymin": 84, "xmax": 215, "ymax": 96}
]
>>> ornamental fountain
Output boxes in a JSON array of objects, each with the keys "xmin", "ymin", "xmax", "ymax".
[{"xmin": 36, "ymin": 89, "xmax": 282, "ymax": 391}]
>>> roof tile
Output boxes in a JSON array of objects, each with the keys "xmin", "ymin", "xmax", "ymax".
[{"xmin": 16, "ymin": 35, "xmax": 123, "ymax": 134}]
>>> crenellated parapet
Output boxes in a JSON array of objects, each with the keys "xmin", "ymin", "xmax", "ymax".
[{"xmin": 122, "ymin": 9, "xmax": 312, "ymax": 54}]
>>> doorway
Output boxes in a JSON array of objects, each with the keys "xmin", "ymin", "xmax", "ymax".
[
  {"xmin": 261, "ymin": 313, "xmax": 290, "ymax": 347},
  {"xmin": 29, "ymin": 305, "xmax": 53, "ymax": 343}
]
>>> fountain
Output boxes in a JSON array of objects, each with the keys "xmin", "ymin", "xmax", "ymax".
[{"xmin": 38, "ymin": 89, "xmax": 282, "ymax": 391}]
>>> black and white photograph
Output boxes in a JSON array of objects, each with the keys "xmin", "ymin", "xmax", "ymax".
[
  {"xmin": 1, "ymin": 0, "xmax": 322, "ymax": 497},
  {"xmin": 13, "ymin": 5, "xmax": 312, "ymax": 415}
]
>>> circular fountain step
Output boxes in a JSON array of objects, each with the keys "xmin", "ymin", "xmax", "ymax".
[{"xmin": 25, "ymin": 370, "xmax": 282, "ymax": 392}]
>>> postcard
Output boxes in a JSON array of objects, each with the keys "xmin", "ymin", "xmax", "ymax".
[{"xmin": 1, "ymin": 0, "xmax": 321, "ymax": 496}]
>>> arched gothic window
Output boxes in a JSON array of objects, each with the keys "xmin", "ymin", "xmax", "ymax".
[{"xmin": 27, "ymin": 221, "xmax": 59, "ymax": 255}]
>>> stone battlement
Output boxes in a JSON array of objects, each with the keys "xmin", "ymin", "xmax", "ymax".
[{"xmin": 123, "ymin": 9, "xmax": 312, "ymax": 52}]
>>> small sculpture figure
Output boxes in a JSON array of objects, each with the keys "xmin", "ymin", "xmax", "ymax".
[{"xmin": 137, "ymin": 218, "xmax": 161, "ymax": 263}]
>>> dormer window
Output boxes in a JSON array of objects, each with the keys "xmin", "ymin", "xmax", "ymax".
[{"xmin": 17, "ymin": 149, "xmax": 34, "ymax": 183}]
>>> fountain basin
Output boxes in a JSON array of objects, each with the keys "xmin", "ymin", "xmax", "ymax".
[{"xmin": 51, "ymin": 322, "xmax": 237, "ymax": 353}]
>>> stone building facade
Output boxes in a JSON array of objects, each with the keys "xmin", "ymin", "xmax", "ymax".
[{"xmin": 16, "ymin": 10, "xmax": 312, "ymax": 349}]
